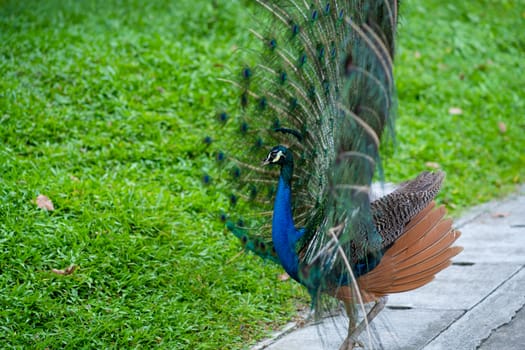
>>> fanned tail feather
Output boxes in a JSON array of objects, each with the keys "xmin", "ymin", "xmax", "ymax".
[{"xmin": 226, "ymin": 222, "xmax": 280, "ymax": 264}]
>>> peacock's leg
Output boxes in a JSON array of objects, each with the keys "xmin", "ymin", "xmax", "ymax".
[
  {"xmin": 353, "ymin": 296, "xmax": 388, "ymax": 342},
  {"xmin": 339, "ymin": 300, "xmax": 358, "ymax": 350},
  {"xmin": 339, "ymin": 296, "xmax": 388, "ymax": 350}
]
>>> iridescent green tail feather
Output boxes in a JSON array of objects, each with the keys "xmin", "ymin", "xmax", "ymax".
[{"xmin": 207, "ymin": 0, "xmax": 399, "ymax": 318}]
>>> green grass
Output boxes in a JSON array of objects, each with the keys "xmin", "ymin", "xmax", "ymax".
[
  {"xmin": 388, "ymin": 1, "xmax": 525, "ymax": 209},
  {"xmin": 0, "ymin": 0, "xmax": 523, "ymax": 349}
]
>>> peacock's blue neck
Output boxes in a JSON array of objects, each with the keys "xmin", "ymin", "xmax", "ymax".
[{"xmin": 272, "ymin": 162, "xmax": 304, "ymax": 282}]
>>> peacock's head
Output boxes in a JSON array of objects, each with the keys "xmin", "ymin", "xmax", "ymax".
[{"xmin": 262, "ymin": 145, "xmax": 290, "ymax": 166}]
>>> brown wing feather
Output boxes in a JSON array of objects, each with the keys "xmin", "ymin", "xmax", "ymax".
[
  {"xmin": 334, "ymin": 202, "xmax": 462, "ymax": 303},
  {"xmin": 387, "ymin": 205, "xmax": 447, "ymax": 256},
  {"xmin": 402, "ymin": 201, "xmax": 436, "ymax": 232},
  {"xmin": 360, "ymin": 208, "xmax": 450, "ymax": 287}
]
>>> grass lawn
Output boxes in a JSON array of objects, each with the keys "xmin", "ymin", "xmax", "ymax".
[{"xmin": 0, "ymin": 0, "xmax": 523, "ymax": 349}]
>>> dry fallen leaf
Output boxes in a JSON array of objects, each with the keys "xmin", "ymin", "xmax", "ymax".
[
  {"xmin": 278, "ymin": 273, "xmax": 290, "ymax": 281},
  {"xmin": 498, "ymin": 121, "xmax": 507, "ymax": 134},
  {"xmin": 425, "ymin": 162, "xmax": 441, "ymax": 169},
  {"xmin": 491, "ymin": 212, "xmax": 510, "ymax": 218},
  {"xmin": 448, "ymin": 107, "xmax": 463, "ymax": 115},
  {"xmin": 476, "ymin": 63, "xmax": 489, "ymax": 71},
  {"xmin": 296, "ymin": 318, "xmax": 307, "ymax": 327},
  {"xmin": 51, "ymin": 265, "xmax": 77, "ymax": 275},
  {"xmin": 36, "ymin": 194, "xmax": 54, "ymax": 211}
]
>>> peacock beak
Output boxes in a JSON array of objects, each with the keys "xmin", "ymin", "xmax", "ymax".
[{"xmin": 262, "ymin": 158, "xmax": 270, "ymax": 166}]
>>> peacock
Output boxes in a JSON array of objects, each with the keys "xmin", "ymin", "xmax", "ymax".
[{"xmin": 205, "ymin": 1, "xmax": 463, "ymax": 349}]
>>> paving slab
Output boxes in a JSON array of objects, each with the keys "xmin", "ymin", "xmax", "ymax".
[
  {"xmin": 425, "ymin": 267, "xmax": 525, "ymax": 350},
  {"xmin": 253, "ymin": 185, "xmax": 525, "ymax": 350},
  {"xmin": 360, "ymin": 308, "xmax": 462, "ymax": 350},
  {"xmin": 478, "ymin": 304, "xmax": 525, "ymax": 350},
  {"xmin": 265, "ymin": 308, "xmax": 463, "ymax": 350},
  {"xmin": 387, "ymin": 263, "xmax": 522, "ymax": 310}
]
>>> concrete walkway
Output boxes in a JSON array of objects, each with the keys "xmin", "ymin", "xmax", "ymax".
[{"xmin": 254, "ymin": 185, "xmax": 525, "ymax": 350}]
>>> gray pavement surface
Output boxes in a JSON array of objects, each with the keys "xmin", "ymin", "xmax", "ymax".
[
  {"xmin": 479, "ymin": 305, "xmax": 525, "ymax": 350},
  {"xmin": 254, "ymin": 185, "xmax": 525, "ymax": 350}
]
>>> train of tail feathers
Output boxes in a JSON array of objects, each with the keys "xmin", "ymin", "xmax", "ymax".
[{"xmin": 205, "ymin": 1, "xmax": 462, "ymax": 349}]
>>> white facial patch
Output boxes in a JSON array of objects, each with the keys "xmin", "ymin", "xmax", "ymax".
[{"xmin": 272, "ymin": 150, "xmax": 284, "ymax": 163}]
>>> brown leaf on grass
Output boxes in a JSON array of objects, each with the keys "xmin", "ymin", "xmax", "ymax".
[
  {"xmin": 36, "ymin": 194, "xmax": 54, "ymax": 211},
  {"xmin": 51, "ymin": 265, "xmax": 77, "ymax": 275},
  {"xmin": 278, "ymin": 273, "xmax": 290, "ymax": 281},
  {"xmin": 498, "ymin": 121, "xmax": 507, "ymax": 134},
  {"xmin": 491, "ymin": 212, "xmax": 510, "ymax": 218},
  {"xmin": 476, "ymin": 63, "xmax": 489, "ymax": 71},
  {"xmin": 448, "ymin": 107, "xmax": 463, "ymax": 115},
  {"xmin": 425, "ymin": 162, "xmax": 441, "ymax": 169}
]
